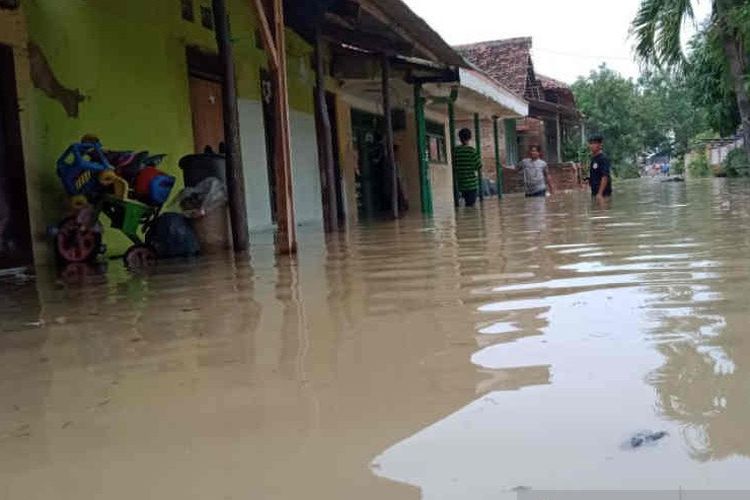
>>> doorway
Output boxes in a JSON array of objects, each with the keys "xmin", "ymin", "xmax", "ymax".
[
  {"xmin": 260, "ymin": 69, "xmax": 278, "ymax": 222},
  {"xmin": 186, "ymin": 47, "xmax": 224, "ymax": 154},
  {"xmin": 0, "ymin": 44, "xmax": 33, "ymax": 270},
  {"xmin": 188, "ymin": 77, "xmax": 224, "ymax": 154}
]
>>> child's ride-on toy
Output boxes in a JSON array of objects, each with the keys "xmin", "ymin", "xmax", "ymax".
[{"xmin": 54, "ymin": 140, "xmax": 176, "ymax": 268}]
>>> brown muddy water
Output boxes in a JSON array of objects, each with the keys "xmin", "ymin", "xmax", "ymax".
[{"xmin": 2, "ymin": 179, "xmax": 750, "ymax": 499}]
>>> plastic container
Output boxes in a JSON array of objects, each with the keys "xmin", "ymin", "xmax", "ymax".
[{"xmin": 178, "ymin": 153, "xmax": 227, "ymax": 188}]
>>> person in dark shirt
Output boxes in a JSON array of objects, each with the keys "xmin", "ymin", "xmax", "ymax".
[
  {"xmin": 453, "ymin": 128, "xmax": 482, "ymax": 207},
  {"xmin": 588, "ymin": 134, "xmax": 612, "ymax": 202}
]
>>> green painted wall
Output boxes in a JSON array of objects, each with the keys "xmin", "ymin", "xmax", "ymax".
[{"xmin": 24, "ymin": 0, "xmax": 314, "ymax": 256}]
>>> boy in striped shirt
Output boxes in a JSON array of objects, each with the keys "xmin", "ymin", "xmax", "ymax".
[{"xmin": 453, "ymin": 128, "xmax": 482, "ymax": 207}]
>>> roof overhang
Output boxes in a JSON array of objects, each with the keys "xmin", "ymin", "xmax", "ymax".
[
  {"xmin": 284, "ymin": 0, "xmax": 469, "ymax": 68},
  {"xmin": 333, "ymin": 54, "xmax": 528, "ymax": 122},
  {"xmin": 455, "ymin": 68, "xmax": 528, "ymax": 118},
  {"xmin": 528, "ymin": 99, "xmax": 581, "ymax": 121}
]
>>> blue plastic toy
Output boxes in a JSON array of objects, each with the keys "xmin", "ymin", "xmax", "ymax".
[{"xmin": 56, "ymin": 142, "xmax": 112, "ymax": 197}]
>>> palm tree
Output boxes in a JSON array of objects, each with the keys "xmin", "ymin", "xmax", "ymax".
[{"xmin": 632, "ymin": 0, "xmax": 750, "ymax": 155}]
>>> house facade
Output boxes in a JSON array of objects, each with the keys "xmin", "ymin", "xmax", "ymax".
[
  {"xmin": 456, "ymin": 37, "xmax": 585, "ymax": 194},
  {"xmin": 0, "ymin": 0, "xmax": 528, "ymax": 271}
]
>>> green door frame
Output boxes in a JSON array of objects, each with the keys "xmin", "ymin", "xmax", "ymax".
[
  {"xmin": 493, "ymin": 116, "xmax": 502, "ymax": 198},
  {"xmin": 414, "ymin": 84, "xmax": 433, "ymax": 215}
]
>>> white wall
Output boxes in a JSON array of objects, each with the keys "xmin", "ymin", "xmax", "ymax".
[
  {"xmin": 238, "ymin": 99, "xmax": 274, "ymax": 232},
  {"xmin": 239, "ymin": 100, "xmax": 324, "ymax": 233},
  {"xmin": 289, "ymin": 110, "xmax": 324, "ymax": 229}
]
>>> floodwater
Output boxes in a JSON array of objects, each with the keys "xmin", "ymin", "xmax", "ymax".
[{"xmin": 2, "ymin": 179, "xmax": 750, "ymax": 499}]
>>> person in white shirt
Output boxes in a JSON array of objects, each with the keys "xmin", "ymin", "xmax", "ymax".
[{"xmin": 513, "ymin": 145, "xmax": 555, "ymax": 197}]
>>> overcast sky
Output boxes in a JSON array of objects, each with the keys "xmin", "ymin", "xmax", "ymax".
[{"xmin": 403, "ymin": 0, "xmax": 712, "ymax": 84}]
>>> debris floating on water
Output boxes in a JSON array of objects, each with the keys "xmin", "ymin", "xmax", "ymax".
[{"xmin": 626, "ymin": 431, "xmax": 668, "ymax": 449}]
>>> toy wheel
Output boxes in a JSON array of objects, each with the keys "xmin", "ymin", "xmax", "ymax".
[
  {"xmin": 123, "ymin": 244, "xmax": 157, "ymax": 269},
  {"xmin": 56, "ymin": 216, "xmax": 101, "ymax": 263}
]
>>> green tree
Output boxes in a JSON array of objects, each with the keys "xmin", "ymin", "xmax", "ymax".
[
  {"xmin": 639, "ymin": 70, "xmax": 709, "ymax": 157},
  {"xmin": 685, "ymin": 28, "xmax": 741, "ymax": 137},
  {"xmin": 572, "ymin": 65, "xmax": 644, "ymax": 177},
  {"xmin": 632, "ymin": 0, "xmax": 750, "ymax": 155}
]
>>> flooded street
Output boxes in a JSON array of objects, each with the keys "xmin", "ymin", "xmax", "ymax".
[{"xmin": 4, "ymin": 179, "xmax": 750, "ymax": 499}]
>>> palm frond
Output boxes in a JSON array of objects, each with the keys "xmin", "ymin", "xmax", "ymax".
[{"xmin": 632, "ymin": 0, "xmax": 696, "ymax": 68}]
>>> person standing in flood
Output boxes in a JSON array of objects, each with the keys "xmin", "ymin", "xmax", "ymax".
[
  {"xmin": 588, "ymin": 134, "xmax": 613, "ymax": 202},
  {"xmin": 453, "ymin": 128, "xmax": 482, "ymax": 207},
  {"xmin": 514, "ymin": 145, "xmax": 555, "ymax": 198}
]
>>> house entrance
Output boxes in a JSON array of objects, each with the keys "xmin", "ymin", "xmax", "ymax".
[{"xmin": 0, "ymin": 44, "xmax": 33, "ymax": 270}]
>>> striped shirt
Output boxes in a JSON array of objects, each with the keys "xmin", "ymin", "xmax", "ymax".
[{"xmin": 453, "ymin": 145, "xmax": 481, "ymax": 192}]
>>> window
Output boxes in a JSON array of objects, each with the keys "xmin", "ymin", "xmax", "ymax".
[
  {"xmin": 180, "ymin": 0, "xmax": 195, "ymax": 21},
  {"xmin": 200, "ymin": 5, "xmax": 214, "ymax": 30},
  {"xmin": 426, "ymin": 120, "xmax": 447, "ymax": 164}
]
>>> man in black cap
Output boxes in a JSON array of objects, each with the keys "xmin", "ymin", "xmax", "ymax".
[{"xmin": 588, "ymin": 134, "xmax": 612, "ymax": 202}]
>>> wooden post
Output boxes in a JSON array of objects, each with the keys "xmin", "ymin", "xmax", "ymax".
[
  {"xmin": 556, "ymin": 112, "xmax": 562, "ymax": 163},
  {"xmin": 414, "ymin": 84, "xmax": 432, "ymax": 215},
  {"xmin": 581, "ymin": 121, "xmax": 586, "ymax": 148},
  {"xmin": 382, "ymin": 54, "xmax": 398, "ymax": 220},
  {"xmin": 213, "ymin": 0, "xmax": 249, "ymax": 251},
  {"xmin": 474, "ymin": 113, "xmax": 483, "ymax": 202},
  {"xmin": 250, "ymin": 0, "xmax": 296, "ymax": 254},
  {"xmin": 314, "ymin": 29, "xmax": 339, "ymax": 232},
  {"xmin": 493, "ymin": 116, "xmax": 502, "ymax": 199}
]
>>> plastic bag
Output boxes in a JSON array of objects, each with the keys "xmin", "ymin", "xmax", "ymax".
[
  {"xmin": 176, "ymin": 177, "xmax": 228, "ymax": 218},
  {"xmin": 145, "ymin": 213, "xmax": 200, "ymax": 258}
]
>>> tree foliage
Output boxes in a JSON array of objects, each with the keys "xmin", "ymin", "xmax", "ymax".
[
  {"xmin": 572, "ymin": 66, "xmax": 644, "ymax": 175},
  {"xmin": 572, "ymin": 65, "xmax": 707, "ymax": 176},
  {"xmin": 685, "ymin": 27, "xmax": 741, "ymax": 136},
  {"xmin": 632, "ymin": 0, "xmax": 750, "ymax": 155}
]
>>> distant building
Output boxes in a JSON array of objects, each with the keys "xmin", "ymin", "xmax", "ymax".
[{"xmin": 456, "ymin": 37, "xmax": 585, "ymax": 193}]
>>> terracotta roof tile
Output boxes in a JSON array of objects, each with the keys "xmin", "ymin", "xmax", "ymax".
[{"xmin": 455, "ymin": 37, "xmax": 536, "ymax": 97}]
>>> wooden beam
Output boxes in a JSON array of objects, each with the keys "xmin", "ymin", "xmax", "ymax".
[
  {"xmin": 382, "ymin": 53, "xmax": 398, "ymax": 220},
  {"xmin": 556, "ymin": 112, "xmax": 562, "ymax": 163},
  {"xmin": 213, "ymin": 0, "xmax": 249, "ymax": 251},
  {"xmin": 271, "ymin": 0, "xmax": 297, "ymax": 254},
  {"xmin": 251, "ymin": 0, "xmax": 279, "ymax": 70}
]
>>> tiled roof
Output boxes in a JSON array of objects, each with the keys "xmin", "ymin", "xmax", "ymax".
[
  {"xmin": 537, "ymin": 74, "xmax": 570, "ymax": 92},
  {"xmin": 455, "ymin": 37, "xmax": 535, "ymax": 97}
]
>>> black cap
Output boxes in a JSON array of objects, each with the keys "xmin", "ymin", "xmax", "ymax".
[{"xmin": 588, "ymin": 134, "xmax": 604, "ymax": 144}]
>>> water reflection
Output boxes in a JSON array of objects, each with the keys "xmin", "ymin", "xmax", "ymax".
[
  {"xmin": 4, "ymin": 180, "xmax": 750, "ymax": 499},
  {"xmin": 373, "ymin": 180, "xmax": 750, "ymax": 497}
]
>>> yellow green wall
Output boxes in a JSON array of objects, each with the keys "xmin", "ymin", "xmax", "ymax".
[{"xmin": 21, "ymin": 0, "xmax": 314, "ymax": 257}]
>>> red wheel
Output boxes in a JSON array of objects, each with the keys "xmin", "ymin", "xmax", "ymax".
[
  {"xmin": 56, "ymin": 217, "xmax": 101, "ymax": 263},
  {"xmin": 123, "ymin": 244, "xmax": 157, "ymax": 269}
]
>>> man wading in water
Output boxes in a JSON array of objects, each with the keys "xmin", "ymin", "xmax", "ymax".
[
  {"xmin": 513, "ymin": 145, "xmax": 555, "ymax": 198},
  {"xmin": 588, "ymin": 134, "xmax": 612, "ymax": 204},
  {"xmin": 453, "ymin": 128, "xmax": 482, "ymax": 207}
]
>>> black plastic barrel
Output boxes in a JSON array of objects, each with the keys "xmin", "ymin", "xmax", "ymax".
[{"xmin": 178, "ymin": 153, "xmax": 227, "ymax": 188}]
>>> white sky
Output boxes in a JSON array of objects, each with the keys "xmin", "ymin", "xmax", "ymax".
[{"xmin": 403, "ymin": 0, "xmax": 712, "ymax": 83}]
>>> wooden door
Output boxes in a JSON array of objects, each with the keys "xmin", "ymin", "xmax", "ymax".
[
  {"xmin": 0, "ymin": 44, "xmax": 32, "ymax": 270},
  {"xmin": 188, "ymin": 76, "xmax": 224, "ymax": 154}
]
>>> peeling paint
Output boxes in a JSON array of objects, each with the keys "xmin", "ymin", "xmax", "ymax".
[{"xmin": 27, "ymin": 41, "xmax": 84, "ymax": 118}]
